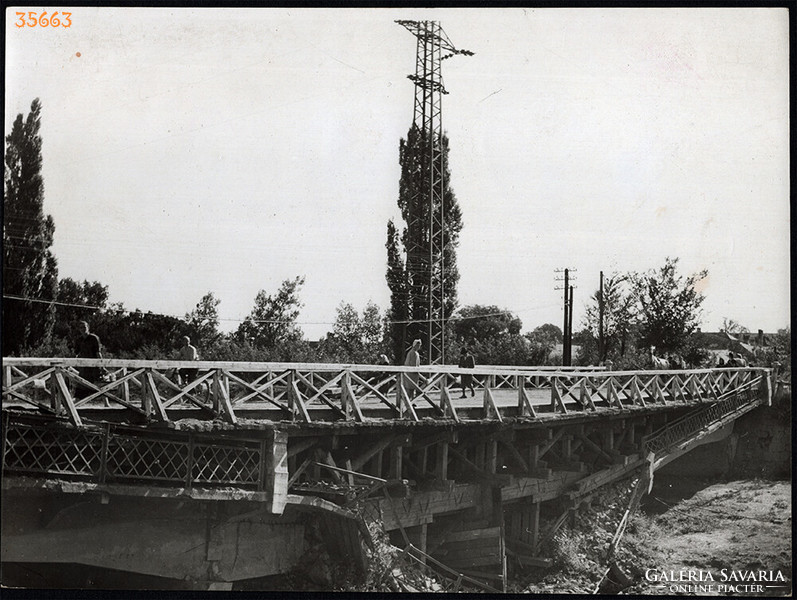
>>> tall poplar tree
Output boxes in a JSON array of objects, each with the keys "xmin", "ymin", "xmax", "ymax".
[
  {"xmin": 386, "ymin": 125, "xmax": 463, "ymax": 364},
  {"xmin": 3, "ymin": 99, "xmax": 58, "ymax": 355}
]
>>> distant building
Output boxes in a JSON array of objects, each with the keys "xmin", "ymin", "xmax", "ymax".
[{"xmin": 692, "ymin": 328, "xmax": 777, "ymax": 364}]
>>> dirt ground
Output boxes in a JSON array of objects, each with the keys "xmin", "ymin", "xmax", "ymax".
[
  {"xmin": 513, "ymin": 477, "xmax": 791, "ymax": 596},
  {"xmin": 617, "ymin": 478, "xmax": 792, "ymax": 596}
]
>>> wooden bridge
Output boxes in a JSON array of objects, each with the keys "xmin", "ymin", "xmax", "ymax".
[{"xmin": 1, "ymin": 358, "xmax": 773, "ymax": 590}]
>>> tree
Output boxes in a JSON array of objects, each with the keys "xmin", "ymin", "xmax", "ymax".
[
  {"xmin": 580, "ymin": 273, "xmax": 636, "ymax": 363},
  {"xmin": 632, "ymin": 257, "xmax": 707, "ymax": 353},
  {"xmin": 386, "ymin": 126, "xmax": 463, "ymax": 362},
  {"xmin": 721, "ymin": 318, "xmax": 749, "ymax": 335},
  {"xmin": 3, "ymin": 99, "xmax": 58, "ymax": 355},
  {"xmin": 185, "ymin": 292, "xmax": 221, "ymax": 349},
  {"xmin": 452, "ymin": 305, "xmax": 522, "ymax": 346},
  {"xmin": 528, "ymin": 323, "xmax": 563, "ymax": 347},
  {"xmin": 52, "ymin": 278, "xmax": 109, "ymax": 340},
  {"xmin": 323, "ymin": 300, "xmax": 386, "ymax": 363},
  {"xmin": 524, "ymin": 324, "xmax": 563, "ymax": 365},
  {"xmin": 236, "ymin": 277, "xmax": 305, "ymax": 348}
]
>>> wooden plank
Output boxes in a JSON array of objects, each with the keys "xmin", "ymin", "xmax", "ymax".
[
  {"xmin": 53, "ymin": 371, "xmax": 82, "ymax": 427},
  {"xmin": 144, "ymin": 370, "xmax": 169, "ymax": 422},
  {"xmin": 287, "ymin": 455, "xmax": 313, "ymax": 487},
  {"xmin": 341, "ymin": 372, "xmax": 364, "ymax": 422},
  {"xmin": 444, "ymin": 555, "xmax": 503, "ymax": 569},
  {"xmin": 350, "ymin": 435, "xmax": 399, "ymax": 471},
  {"xmin": 290, "ymin": 380, "xmax": 311, "ymax": 422},
  {"xmin": 551, "ymin": 379, "xmax": 568, "ymax": 413},
  {"xmin": 438, "ymin": 386, "xmax": 460, "ymax": 422},
  {"xmin": 442, "ymin": 526, "xmax": 501, "ymax": 543},
  {"xmin": 483, "ymin": 388, "xmax": 503, "ymax": 421},
  {"xmin": 397, "ymin": 384, "xmax": 419, "ymax": 421},
  {"xmin": 517, "ymin": 386, "xmax": 537, "ymax": 418}
]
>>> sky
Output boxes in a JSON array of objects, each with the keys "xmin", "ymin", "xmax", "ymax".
[{"xmin": 4, "ymin": 7, "xmax": 790, "ymax": 340}]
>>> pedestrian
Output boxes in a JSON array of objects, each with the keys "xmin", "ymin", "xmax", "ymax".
[
  {"xmin": 458, "ymin": 347, "xmax": 475, "ymax": 397},
  {"xmin": 74, "ymin": 320, "xmax": 102, "ymax": 399},
  {"xmin": 177, "ymin": 335, "xmax": 199, "ymax": 385},
  {"xmin": 403, "ymin": 339, "xmax": 422, "ymax": 396}
]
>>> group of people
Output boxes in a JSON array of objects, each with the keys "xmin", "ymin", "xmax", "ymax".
[
  {"xmin": 71, "ymin": 322, "xmax": 202, "ymax": 398},
  {"xmin": 717, "ymin": 351, "xmax": 749, "ymax": 367}
]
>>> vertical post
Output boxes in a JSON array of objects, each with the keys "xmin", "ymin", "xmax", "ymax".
[
  {"xmin": 121, "ymin": 367, "xmax": 130, "ymax": 405},
  {"xmin": 531, "ymin": 501, "xmax": 541, "ymax": 553},
  {"xmin": 562, "ymin": 268, "xmax": 570, "ymax": 366},
  {"xmin": 267, "ymin": 430, "xmax": 289, "ymax": 514},
  {"xmin": 436, "ymin": 441, "xmax": 449, "ymax": 481},
  {"xmin": 389, "ymin": 445, "xmax": 403, "ymax": 480},
  {"xmin": 567, "ymin": 284, "xmax": 574, "ymax": 366},
  {"xmin": 98, "ymin": 422, "xmax": 110, "ymax": 483},
  {"xmin": 598, "ymin": 271, "xmax": 604, "ymax": 362}
]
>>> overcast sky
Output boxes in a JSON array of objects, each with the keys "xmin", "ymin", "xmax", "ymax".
[{"xmin": 4, "ymin": 7, "xmax": 790, "ymax": 340}]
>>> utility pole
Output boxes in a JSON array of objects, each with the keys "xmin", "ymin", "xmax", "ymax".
[
  {"xmin": 397, "ymin": 20, "xmax": 473, "ymax": 365},
  {"xmin": 567, "ymin": 284, "xmax": 574, "ymax": 366},
  {"xmin": 555, "ymin": 268, "xmax": 577, "ymax": 366},
  {"xmin": 598, "ymin": 271, "xmax": 604, "ymax": 363}
]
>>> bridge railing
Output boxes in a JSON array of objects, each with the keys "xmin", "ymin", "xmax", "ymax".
[
  {"xmin": 643, "ymin": 374, "xmax": 768, "ymax": 461},
  {"xmin": 2, "ymin": 358, "xmax": 769, "ymax": 426}
]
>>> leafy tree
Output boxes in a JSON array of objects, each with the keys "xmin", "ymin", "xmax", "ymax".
[
  {"xmin": 631, "ymin": 257, "xmax": 707, "ymax": 353},
  {"xmin": 452, "ymin": 305, "xmax": 522, "ymax": 346},
  {"xmin": 3, "ymin": 99, "xmax": 58, "ymax": 355},
  {"xmin": 528, "ymin": 323, "xmax": 563, "ymax": 347},
  {"xmin": 386, "ymin": 126, "xmax": 463, "ymax": 362},
  {"xmin": 322, "ymin": 301, "xmax": 386, "ymax": 363},
  {"xmin": 580, "ymin": 273, "xmax": 636, "ymax": 363},
  {"xmin": 185, "ymin": 291, "xmax": 221, "ymax": 349},
  {"xmin": 524, "ymin": 323, "xmax": 564, "ymax": 365},
  {"xmin": 447, "ymin": 305, "xmax": 547, "ymax": 366},
  {"xmin": 52, "ymin": 278, "xmax": 109, "ymax": 340},
  {"xmin": 92, "ymin": 306, "xmax": 190, "ymax": 358},
  {"xmin": 236, "ymin": 276, "xmax": 305, "ymax": 349}
]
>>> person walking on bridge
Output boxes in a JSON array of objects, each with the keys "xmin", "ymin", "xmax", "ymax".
[
  {"xmin": 74, "ymin": 320, "xmax": 103, "ymax": 400},
  {"xmin": 177, "ymin": 335, "xmax": 199, "ymax": 385},
  {"xmin": 458, "ymin": 347, "xmax": 476, "ymax": 397},
  {"xmin": 403, "ymin": 339, "xmax": 422, "ymax": 398}
]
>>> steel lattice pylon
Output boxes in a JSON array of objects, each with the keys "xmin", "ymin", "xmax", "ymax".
[{"xmin": 397, "ymin": 20, "xmax": 472, "ymax": 364}]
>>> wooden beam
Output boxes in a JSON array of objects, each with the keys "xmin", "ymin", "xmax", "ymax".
[
  {"xmin": 551, "ymin": 379, "xmax": 568, "ymax": 413},
  {"xmin": 53, "ymin": 371, "xmax": 82, "ymax": 427},
  {"xmin": 575, "ymin": 431, "xmax": 615, "ymax": 464},
  {"xmin": 517, "ymin": 386, "xmax": 537, "ymax": 418},
  {"xmin": 538, "ymin": 428, "xmax": 565, "ymax": 459},
  {"xmin": 483, "ymin": 388, "xmax": 503, "ymax": 421},
  {"xmin": 435, "ymin": 441, "xmax": 449, "ymax": 481},
  {"xmin": 439, "ymin": 386, "xmax": 460, "ymax": 422},
  {"xmin": 287, "ymin": 455, "xmax": 313, "ymax": 488},
  {"xmin": 500, "ymin": 440, "xmax": 529, "ymax": 473},
  {"xmin": 144, "ymin": 370, "xmax": 169, "ymax": 422},
  {"xmin": 412, "ymin": 430, "xmax": 458, "ymax": 450},
  {"xmin": 349, "ymin": 436, "xmax": 396, "ymax": 471},
  {"xmin": 287, "ymin": 437, "xmax": 318, "ymax": 458},
  {"xmin": 398, "ymin": 384, "xmax": 419, "ymax": 421},
  {"xmin": 290, "ymin": 379, "xmax": 311, "ymax": 422},
  {"xmin": 341, "ymin": 372, "xmax": 364, "ymax": 422}
]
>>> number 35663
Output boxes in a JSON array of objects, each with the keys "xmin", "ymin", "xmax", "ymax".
[{"xmin": 16, "ymin": 11, "xmax": 72, "ymax": 28}]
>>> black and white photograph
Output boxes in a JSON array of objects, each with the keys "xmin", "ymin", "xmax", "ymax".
[{"xmin": 2, "ymin": 6, "xmax": 791, "ymax": 594}]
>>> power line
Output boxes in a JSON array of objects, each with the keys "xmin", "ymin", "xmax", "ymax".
[{"xmin": 2, "ymin": 293, "xmax": 559, "ymax": 328}]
